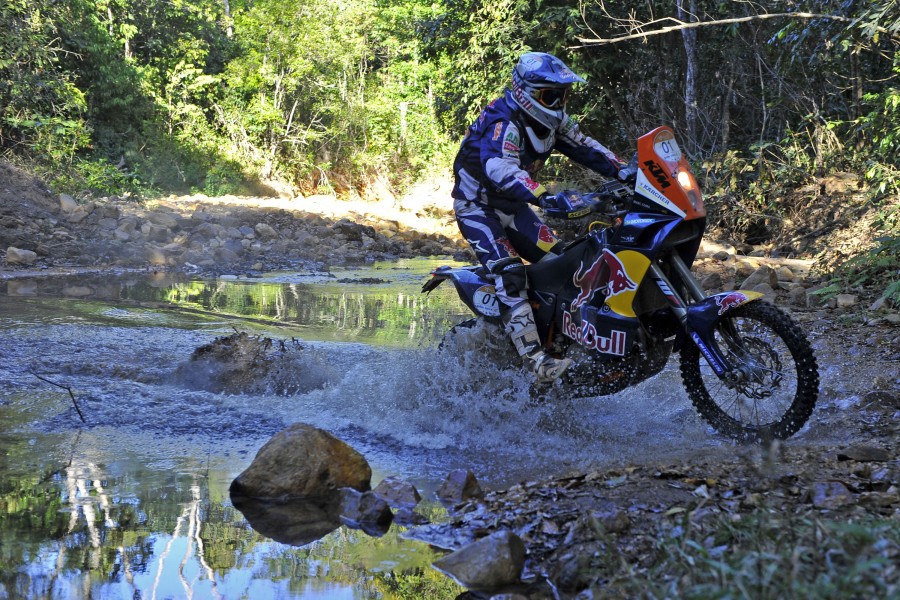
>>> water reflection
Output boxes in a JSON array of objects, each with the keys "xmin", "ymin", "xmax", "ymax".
[
  {"xmin": 0, "ymin": 431, "xmax": 462, "ymax": 599},
  {"xmin": 1, "ymin": 259, "xmax": 469, "ymax": 346}
]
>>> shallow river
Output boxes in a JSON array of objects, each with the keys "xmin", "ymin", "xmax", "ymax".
[{"xmin": 0, "ymin": 259, "xmax": 780, "ymax": 599}]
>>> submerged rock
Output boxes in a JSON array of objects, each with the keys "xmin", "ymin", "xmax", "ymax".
[
  {"xmin": 339, "ymin": 488, "xmax": 394, "ymax": 536},
  {"xmin": 230, "ymin": 423, "xmax": 371, "ymax": 500}
]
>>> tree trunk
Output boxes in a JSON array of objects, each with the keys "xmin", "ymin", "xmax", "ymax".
[
  {"xmin": 678, "ymin": 0, "xmax": 700, "ymax": 155},
  {"xmin": 223, "ymin": 0, "xmax": 233, "ymax": 38}
]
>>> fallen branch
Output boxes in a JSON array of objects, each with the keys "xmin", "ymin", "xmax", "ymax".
[
  {"xmin": 31, "ymin": 373, "xmax": 86, "ymax": 424},
  {"xmin": 575, "ymin": 12, "xmax": 897, "ymax": 46}
]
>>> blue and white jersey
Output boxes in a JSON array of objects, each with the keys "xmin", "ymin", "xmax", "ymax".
[{"xmin": 451, "ymin": 91, "xmax": 622, "ymax": 213}]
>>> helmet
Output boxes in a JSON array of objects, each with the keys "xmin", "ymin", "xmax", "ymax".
[{"xmin": 510, "ymin": 52, "xmax": 585, "ymax": 130}]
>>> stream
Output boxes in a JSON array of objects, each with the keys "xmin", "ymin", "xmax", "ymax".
[{"xmin": 0, "ymin": 258, "xmax": 850, "ymax": 599}]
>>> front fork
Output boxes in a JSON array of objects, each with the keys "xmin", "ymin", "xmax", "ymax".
[{"xmin": 647, "ymin": 255, "xmax": 751, "ymax": 380}]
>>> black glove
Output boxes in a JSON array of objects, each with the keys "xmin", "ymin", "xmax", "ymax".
[
  {"xmin": 534, "ymin": 191, "xmax": 556, "ymax": 209},
  {"xmin": 617, "ymin": 152, "xmax": 639, "ymax": 184}
]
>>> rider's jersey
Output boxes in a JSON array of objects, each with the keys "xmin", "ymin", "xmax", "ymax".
[{"xmin": 451, "ymin": 91, "xmax": 622, "ymax": 213}]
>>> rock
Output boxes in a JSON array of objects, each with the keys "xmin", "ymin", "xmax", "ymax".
[
  {"xmin": 372, "ymin": 475, "xmax": 422, "ymax": 508},
  {"xmin": 6, "ymin": 246, "xmax": 38, "ymax": 265},
  {"xmin": 255, "ymin": 222, "xmax": 278, "ymax": 240},
  {"xmin": 751, "ymin": 282, "xmax": 777, "ymax": 303},
  {"xmin": 230, "ymin": 423, "xmax": 372, "ymax": 500},
  {"xmin": 67, "ymin": 205, "xmax": 93, "ymax": 223},
  {"xmin": 339, "ymin": 487, "xmax": 394, "ymax": 534},
  {"xmin": 147, "ymin": 211, "xmax": 179, "ymax": 229},
  {"xmin": 432, "ymin": 530, "xmax": 526, "ymax": 590},
  {"xmin": 59, "ymin": 193, "xmax": 77, "ymax": 212},
  {"xmin": 700, "ymin": 272, "xmax": 723, "ymax": 290},
  {"xmin": 437, "ymin": 469, "xmax": 484, "ymax": 505},
  {"xmin": 712, "ymin": 250, "xmax": 731, "ymax": 261},
  {"xmin": 810, "ymin": 481, "xmax": 855, "ymax": 510},
  {"xmin": 741, "ymin": 264, "xmax": 778, "ymax": 289},
  {"xmin": 787, "ymin": 285, "xmax": 808, "ymax": 307},
  {"xmin": 835, "ymin": 293, "xmax": 857, "ymax": 309},
  {"xmin": 837, "ymin": 445, "xmax": 891, "ymax": 462}
]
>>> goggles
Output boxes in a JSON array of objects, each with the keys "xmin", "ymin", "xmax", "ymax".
[{"xmin": 530, "ymin": 86, "xmax": 570, "ymax": 109}]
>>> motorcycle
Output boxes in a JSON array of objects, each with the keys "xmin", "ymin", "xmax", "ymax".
[{"xmin": 422, "ymin": 126, "xmax": 819, "ymax": 442}]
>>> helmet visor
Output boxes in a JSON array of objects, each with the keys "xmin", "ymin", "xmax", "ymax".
[{"xmin": 531, "ymin": 86, "xmax": 570, "ymax": 109}]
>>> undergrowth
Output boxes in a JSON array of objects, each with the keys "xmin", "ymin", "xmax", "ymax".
[{"xmin": 602, "ymin": 510, "xmax": 900, "ymax": 599}]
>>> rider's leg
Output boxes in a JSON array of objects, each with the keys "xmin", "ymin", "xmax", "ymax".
[
  {"xmin": 455, "ymin": 201, "xmax": 571, "ymax": 382},
  {"xmin": 490, "ymin": 258, "xmax": 573, "ymax": 383}
]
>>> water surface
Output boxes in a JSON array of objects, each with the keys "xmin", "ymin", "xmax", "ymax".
[{"xmin": 0, "ymin": 258, "xmax": 722, "ymax": 599}]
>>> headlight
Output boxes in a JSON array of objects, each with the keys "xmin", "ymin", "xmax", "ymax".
[{"xmin": 676, "ymin": 170, "xmax": 694, "ymax": 190}]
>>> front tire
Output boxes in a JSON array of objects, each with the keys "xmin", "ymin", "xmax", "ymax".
[{"xmin": 680, "ymin": 301, "xmax": 818, "ymax": 442}]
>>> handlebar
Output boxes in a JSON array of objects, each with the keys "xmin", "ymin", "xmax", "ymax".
[{"xmin": 540, "ymin": 181, "xmax": 631, "ymax": 222}]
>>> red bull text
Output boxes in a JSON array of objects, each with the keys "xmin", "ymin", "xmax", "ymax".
[{"xmin": 562, "ymin": 311, "xmax": 628, "ymax": 356}]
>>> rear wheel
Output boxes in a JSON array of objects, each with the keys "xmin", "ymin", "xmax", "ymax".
[{"xmin": 680, "ymin": 301, "xmax": 818, "ymax": 442}]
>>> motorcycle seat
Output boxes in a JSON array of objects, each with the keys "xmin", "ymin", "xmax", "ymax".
[{"xmin": 527, "ymin": 239, "xmax": 591, "ymax": 294}]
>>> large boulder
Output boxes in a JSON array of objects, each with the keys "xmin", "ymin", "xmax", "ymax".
[{"xmin": 230, "ymin": 423, "xmax": 372, "ymax": 500}]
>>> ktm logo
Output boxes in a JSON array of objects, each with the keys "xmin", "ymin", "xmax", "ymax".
[
  {"xmin": 643, "ymin": 160, "xmax": 671, "ymax": 189},
  {"xmin": 572, "ymin": 249, "xmax": 637, "ymax": 309}
]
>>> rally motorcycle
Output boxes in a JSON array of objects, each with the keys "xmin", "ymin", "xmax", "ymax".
[{"xmin": 422, "ymin": 126, "xmax": 819, "ymax": 442}]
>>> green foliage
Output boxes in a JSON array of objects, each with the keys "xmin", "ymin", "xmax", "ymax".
[{"xmin": 819, "ymin": 199, "xmax": 900, "ymax": 305}]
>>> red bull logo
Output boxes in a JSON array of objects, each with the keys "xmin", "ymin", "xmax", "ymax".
[
  {"xmin": 537, "ymin": 224, "xmax": 556, "ymax": 245},
  {"xmin": 572, "ymin": 249, "xmax": 637, "ymax": 309},
  {"xmin": 715, "ymin": 292, "xmax": 748, "ymax": 315},
  {"xmin": 495, "ymin": 237, "xmax": 518, "ymax": 256}
]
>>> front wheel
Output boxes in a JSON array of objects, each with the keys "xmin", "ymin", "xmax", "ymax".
[{"xmin": 680, "ymin": 302, "xmax": 819, "ymax": 442}]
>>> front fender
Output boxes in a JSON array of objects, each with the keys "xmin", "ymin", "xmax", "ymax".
[{"xmin": 684, "ymin": 291, "xmax": 764, "ymax": 375}]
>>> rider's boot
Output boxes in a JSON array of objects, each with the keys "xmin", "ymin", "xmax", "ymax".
[{"xmin": 504, "ymin": 301, "xmax": 572, "ymax": 383}]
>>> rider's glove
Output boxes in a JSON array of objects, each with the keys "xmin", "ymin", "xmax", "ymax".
[
  {"xmin": 617, "ymin": 152, "xmax": 639, "ymax": 184},
  {"xmin": 535, "ymin": 191, "xmax": 556, "ymax": 210}
]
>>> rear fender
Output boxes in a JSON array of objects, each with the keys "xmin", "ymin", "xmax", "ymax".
[
  {"xmin": 422, "ymin": 266, "xmax": 502, "ymax": 318},
  {"xmin": 684, "ymin": 291, "xmax": 763, "ymax": 375}
]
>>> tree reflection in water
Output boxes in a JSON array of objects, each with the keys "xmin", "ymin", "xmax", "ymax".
[{"xmin": 0, "ymin": 431, "xmax": 462, "ymax": 599}]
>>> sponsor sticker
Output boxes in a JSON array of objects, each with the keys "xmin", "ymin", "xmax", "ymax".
[
  {"xmin": 653, "ymin": 129, "xmax": 682, "ymax": 162},
  {"xmin": 503, "ymin": 141, "xmax": 519, "ymax": 154},
  {"xmin": 715, "ymin": 292, "xmax": 749, "ymax": 315},
  {"xmin": 521, "ymin": 176, "xmax": 540, "ymax": 192},
  {"xmin": 572, "ymin": 248, "xmax": 638, "ymax": 309},
  {"xmin": 492, "ymin": 122, "xmax": 503, "ymax": 141},
  {"xmin": 562, "ymin": 312, "xmax": 628, "ymax": 356}
]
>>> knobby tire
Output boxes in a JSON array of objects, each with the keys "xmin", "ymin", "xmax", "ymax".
[{"xmin": 680, "ymin": 301, "xmax": 819, "ymax": 442}]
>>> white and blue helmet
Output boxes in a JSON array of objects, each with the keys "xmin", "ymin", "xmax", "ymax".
[{"xmin": 510, "ymin": 52, "xmax": 585, "ymax": 130}]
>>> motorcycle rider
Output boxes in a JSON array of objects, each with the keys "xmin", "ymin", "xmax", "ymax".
[{"xmin": 452, "ymin": 51, "xmax": 635, "ymax": 383}]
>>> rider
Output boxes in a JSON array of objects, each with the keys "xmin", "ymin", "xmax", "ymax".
[{"xmin": 452, "ymin": 51, "xmax": 635, "ymax": 383}]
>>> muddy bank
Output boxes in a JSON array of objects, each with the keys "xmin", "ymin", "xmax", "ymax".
[{"xmin": 0, "ymin": 160, "xmax": 469, "ymax": 276}]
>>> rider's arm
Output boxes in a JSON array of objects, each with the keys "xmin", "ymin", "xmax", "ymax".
[
  {"xmin": 480, "ymin": 119, "xmax": 547, "ymax": 206},
  {"xmin": 554, "ymin": 115, "xmax": 623, "ymax": 178}
]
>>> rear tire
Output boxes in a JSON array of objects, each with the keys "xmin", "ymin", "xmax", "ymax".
[{"xmin": 680, "ymin": 301, "xmax": 818, "ymax": 442}]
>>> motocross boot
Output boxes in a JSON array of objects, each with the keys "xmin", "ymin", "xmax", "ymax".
[{"xmin": 504, "ymin": 301, "xmax": 573, "ymax": 383}]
